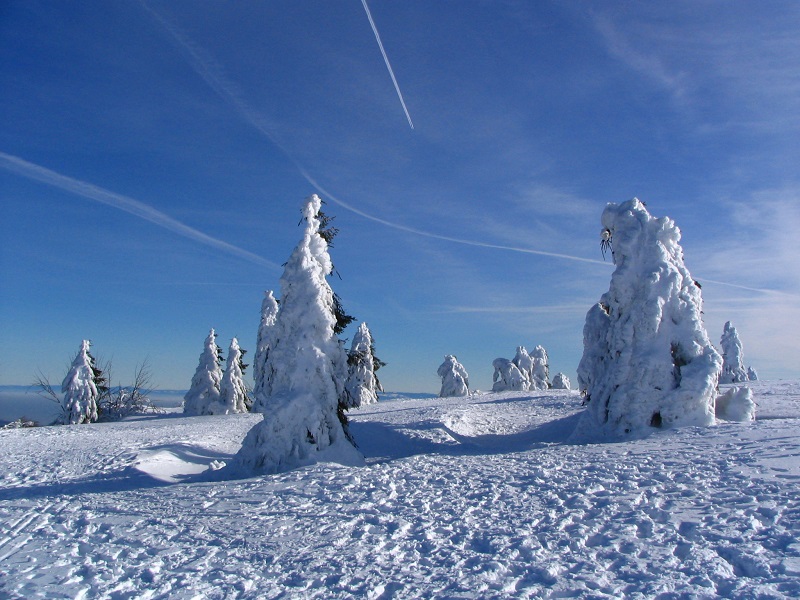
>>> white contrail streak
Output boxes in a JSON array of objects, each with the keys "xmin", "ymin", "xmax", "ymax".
[
  {"xmin": 140, "ymin": 3, "xmax": 610, "ymax": 266},
  {"xmin": 0, "ymin": 152, "xmax": 280, "ymax": 271},
  {"xmin": 360, "ymin": 0, "xmax": 414, "ymax": 129}
]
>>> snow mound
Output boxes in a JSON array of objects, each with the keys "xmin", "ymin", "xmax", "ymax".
[
  {"xmin": 716, "ymin": 386, "xmax": 756, "ymax": 422},
  {"xmin": 574, "ymin": 198, "xmax": 721, "ymax": 441}
]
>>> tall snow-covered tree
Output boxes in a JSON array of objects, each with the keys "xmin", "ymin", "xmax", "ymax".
[
  {"xmin": 343, "ymin": 322, "xmax": 383, "ymax": 408},
  {"xmin": 236, "ymin": 195, "xmax": 362, "ymax": 473},
  {"xmin": 253, "ymin": 290, "xmax": 279, "ymax": 407},
  {"xmin": 183, "ymin": 329, "xmax": 223, "ymax": 416},
  {"xmin": 437, "ymin": 355, "xmax": 470, "ymax": 397},
  {"xmin": 530, "ymin": 345, "xmax": 550, "ymax": 390},
  {"xmin": 512, "ymin": 347, "xmax": 535, "ymax": 385},
  {"xmin": 217, "ymin": 337, "xmax": 250, "ymax": 414},
  {"xmin": 574, "ymin": 198, "xmax": 721, "ymax": 440},
  {"xmin": 719, "ymin": 321, "xmax": 749, "ymax": 384},
  {"xmin": 492, "ymin": 358, "xmax": 529, "ymax": 392},
  {"xmin": 59, "ymin": 340, "xmax": 100, "ymax": 424}
]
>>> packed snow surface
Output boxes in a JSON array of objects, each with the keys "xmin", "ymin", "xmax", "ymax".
[{"xmin": 2, "ymin": 381, "xmax": 800, "ymax": 598}]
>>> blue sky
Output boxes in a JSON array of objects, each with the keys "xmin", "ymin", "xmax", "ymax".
[{"xmin": 2, "ymin": 0, "xmax": 799, "ymax": 393}]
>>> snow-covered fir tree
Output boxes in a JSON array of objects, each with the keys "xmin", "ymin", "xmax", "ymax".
[
  {"xmin": 552, "ymin": 372, "xmax": 571, "ymax": 390},
  {"xmin": 719, "ymin": 321, "xmax": 749, "ymax": 384},
  {"xmin": 530, "ymin": 345, "xmax": 550, "ymax": 390},
  {"xmin": 252, "ymin": 290, "xmax": 279, "ymax": 410},
  {"xmin": 59, "ymin": 340, "xmax": 100, "ymax": 424},
  {"xmin": 235, "ymin": 195, "xmax": 362, "ymax": 473},
  {"xmin": 574, "ymin": 198, "xmax": 721, "ymax": 440},
  {"xmin": 512, "ymin": 347, "xmax": 535, "ymax": 385},
  {"xmin": 183, "ymin": 329, "xmax": 223, "ymax": 416},
  {"xmin": 342, "ymin": 322, "xmax": 383, "ymax": 408},
  {"xmin": 492, "ymin": 358, "xmax": 529, "ymax": 392},
  {"xmin": 437, "ymin": 355, "xmax": 470, "ymax": 397},
  {"xmin": 217, "ymin": 338, "xmax": 250, "ymax": 414}
]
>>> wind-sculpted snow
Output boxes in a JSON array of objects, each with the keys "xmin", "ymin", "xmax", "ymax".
[{"xmin": 1, "ymin": 382, "xmax": 799, "ymax": 598}]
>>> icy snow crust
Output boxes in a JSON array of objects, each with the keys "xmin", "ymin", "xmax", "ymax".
[
  {"xmin": 2, "ymin": 381, "xmax": 800, "ymax": 598},
  {"xmin": 576, "ymin": 199, "xmax": 722, "ymax": 440}
]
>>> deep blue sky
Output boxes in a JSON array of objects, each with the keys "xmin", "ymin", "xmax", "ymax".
[{"xmin": 2, "ymin": 1, "xmax": 799, "ymax": 392}]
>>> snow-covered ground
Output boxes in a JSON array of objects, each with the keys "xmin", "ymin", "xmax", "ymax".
[{"xmin": 1, "ymin": 381, "xmax": 799, "ymax": 598}]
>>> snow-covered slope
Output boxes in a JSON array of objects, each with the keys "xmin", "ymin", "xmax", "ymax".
[{"xmin": 2, "ymin": 382, "xmax": 799, "ymax": 598}]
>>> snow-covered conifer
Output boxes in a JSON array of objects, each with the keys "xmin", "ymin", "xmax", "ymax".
[
  {"xmin": 574, "ymin": 199, "xmax": 721, "ymax": 440},
  {"xmin": 552, "ymin": 373, "xmax": 571, "ymax": 390},
  {"xmin": 236, "ymin": 195, "xmax": 362, "ymax": 473},
  {"xmin": 59, "ymin": 340, "xmax": 99, "ymax": 424},
  {"xmin": 512, "ymin": 347, "xmax": 535, "ymax": 385},
  {"xmin": 343, "ymin": 322, "xmax": 383, "ymax": 408},
  {"xmin": 253, "ymin": 290, "xmax": 279, "ymax": 409},
  {"xmin": 217, "ymin": 338, "xmax": 250, "ymax": 414},
  {"xmin": 747, "ymin": 366, "xmax": 759, "ymax": 381},
  {"xmin": 719, "ymin": 321, "xmax": 749, "ymax": 384},
  {"xmin": 438, "ymin": 355, "xmax": 470, "ymax": 397},
  {"xmin": 492, "ymin": 358, "xmax": 529, "ymax": 392},
  {"xmin": 183, "ymin": 329, "xmax": 223, "ymax": 416},
  {"xmin": 530, "ymin": 345, "xmax": 550, "ymax": 390}
]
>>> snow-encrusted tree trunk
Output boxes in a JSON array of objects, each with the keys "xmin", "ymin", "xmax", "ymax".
[
  {"xmin": 252, "ymin": 290, "xmax": 279, "ymax": 411},
  {"xmin": 59, "ymin": 340, "xmax": 99, "ymax": 424},
  {"xmin": 719, "ymin": 321, "xmax": 749, "ymax": 384},
  {"xmin": 438, "ymin": 355, "xmax": 470, "ymax": 397},
  {"xmin": 492, "ymin": 358, "xmax": 529, "ymax": 392},
  {"xmin": 216, "ymin": 338, "xmax": 249, "ymax": 414},
  {"xmin": 574, "ymin": 198, "xmax": 722, "ymax": 440},
  {"xmin": 183, "ymin": 329, "xmax": 223, "ymax": 416},
  {"xmin": 343, "ymin": 322, "xmax": 383, "ymax": 409},
  {"xmin": 530, "ymin": 345, "xmax": 550, "ymax": 390},
  {"xmin": 235, "ymin": 195, "xmax": 362, "ymax": 473}
]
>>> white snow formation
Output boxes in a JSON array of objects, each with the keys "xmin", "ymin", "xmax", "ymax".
[
  {"xmin": 551, "ymin": 372, "xmax": 571, "ymax": 390},
  {"xmin": 59, "ymin": 340, "xmax": 99, "ymax": 424},
  {"xmin": 748, "ymin": 366, "xmax": 759, "ymax": 381},
  {"xmin": 530, "ymin": 345, "xmax": 550, "ymax": 390},
  {"xmin": 512, "ymin": 347, "xmax": 535, "ymax": 387},
  {"xmin": 437, "ymin": 355, "xmax": 470, "ymax": 397},
  {"xmin": 343, "ymin": 322, "xmax": 382, "ymax": 408},
  {"xmin": 2, "ymin": 381, "xmax": 799, "ymax": 598},
  {"xmin": 183, "ymin": 329, "xmax": 223, "ymax": 416},
  {"xmin": 719, "ymin": 321, "xmax": 750, "ymax": 384},
  {"xmin": 575, "ymin": 198, "xmax": 722, "ymax": 439},
  {"xmin": 253, "ymin": 290, "xmax": 279, "ymax": 407},
  {"xmin": 716, "ymin": 386, "xmax": 756, "ymax": 422},
  {"xmin": 235, "ymin": 195, "xmax": 362, "ymax": 473},
  {"xmin": 492, "ymin": 358, "xmax": 528, "ymax": 392},
  {"xmin": 217, "ymin": 338, "xmax": 249, "ymax": 414}
]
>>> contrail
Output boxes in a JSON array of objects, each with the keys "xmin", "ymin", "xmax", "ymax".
[
  {"xmin": 0, "ymin": 152, "xmax": 280, "ymax": 271},
  {"xmin": 360, "ymin": 0, "xmax": 414, "ymax": 129}
]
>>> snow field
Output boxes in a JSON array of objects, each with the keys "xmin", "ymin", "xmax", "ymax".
[{"xmin": 1, "ymin": 382, "xmax": 799, "ymax": 598}]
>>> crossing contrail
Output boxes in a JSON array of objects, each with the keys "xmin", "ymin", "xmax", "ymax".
[
  {"xmin": 0, "ymin": 152, "xmax": 281, "ymax": 271},
  {"xmin": 360, "ymin": 0, "xmax": 415, "ymax": 129}
]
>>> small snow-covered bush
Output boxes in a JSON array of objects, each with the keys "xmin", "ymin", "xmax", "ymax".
[
  {"xmin": 343, "ymin": 322, "xmax": 384, "ymax": 408},
  {"xmin": 715, "ymin": 386, "xmax": 756, "ymax": 422},
  {"xmin": 574, "ymin": 199, "xmax": 721, "ymax": 440},
  {"xmin": 551, "ymin": 373, "xmax": 571, "ymax": 390},
  {"xmin": 492, "ymin": 358, "xmax": 529, "ymax": 392},
  {"xmin": 438, "ymin": 355, "xmax": 470, "ymax": 397},
  {"xmin": 2, "ymin": 417, "xmax": 39, "ymax": 429}
]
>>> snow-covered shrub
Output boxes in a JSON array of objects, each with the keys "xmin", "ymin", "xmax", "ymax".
[
  {"xmin": 715, "ymin": 386, "xmax": 756, "ymax": 422},
  {"xmin": 719, "ymin": 321, "xmax": 749, "ymax": 384},
  {"xmin": 530, "ymin": 345, "xmax": 550, "ymax": 390},
  {"xmin": 253, "ymin": 290, "xmax": 279, "ymax": 408},
  {"xmin": 59, "ymin": 340, "xmax": 100, "ymax": 425},
  {"xmin": 98, "ymin": 361, "xmax": 160, "ymax": 421},
  {"xmin": 343, "ymin": 322, "xmax": 383, "ymax": 408},
  {"xmin": 438, "ymin": 355, "xmax": 470, "ymax": 397},
  {"xmin": 574, "ymin": 199, "xmax": 722, "ymax": 440},
  {"xmin": 183, "ymin": 329, "xmax": 223, "ymax": 416},
  {"xmin": 492, "ymin": 358, "xmax": 529, "ymax": 392},
  {"xmin": 235, "ymin": 195, "xmax": 362, "ymax": 473},
  {"xmin": 552, "ymin": 373, "xmax": 571, "ymax": 390},
  {"xmin": 2, "ymin": 417, "xmax": 38, "ymax": 429},
  {"xmin": 747, "ymin": 366, "xmax": 759, "ymax": 381},
  {"xmin": 216, "ymin": 338, "xmax": 250, "ymax": 414}
]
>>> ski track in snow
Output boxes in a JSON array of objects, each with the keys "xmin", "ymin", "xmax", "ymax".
[{"xmin": 1, "ymin": 381, "xmax": 799, "ymax": 598}]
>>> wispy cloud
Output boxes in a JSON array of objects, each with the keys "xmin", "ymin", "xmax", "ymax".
[
  {"xmin": 0, "ymin": 151, "xmax": 280, "ymax": 271},
  {"xmin": 360, "ymin": 0, "xmax": 414, "ymax": 129}
]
